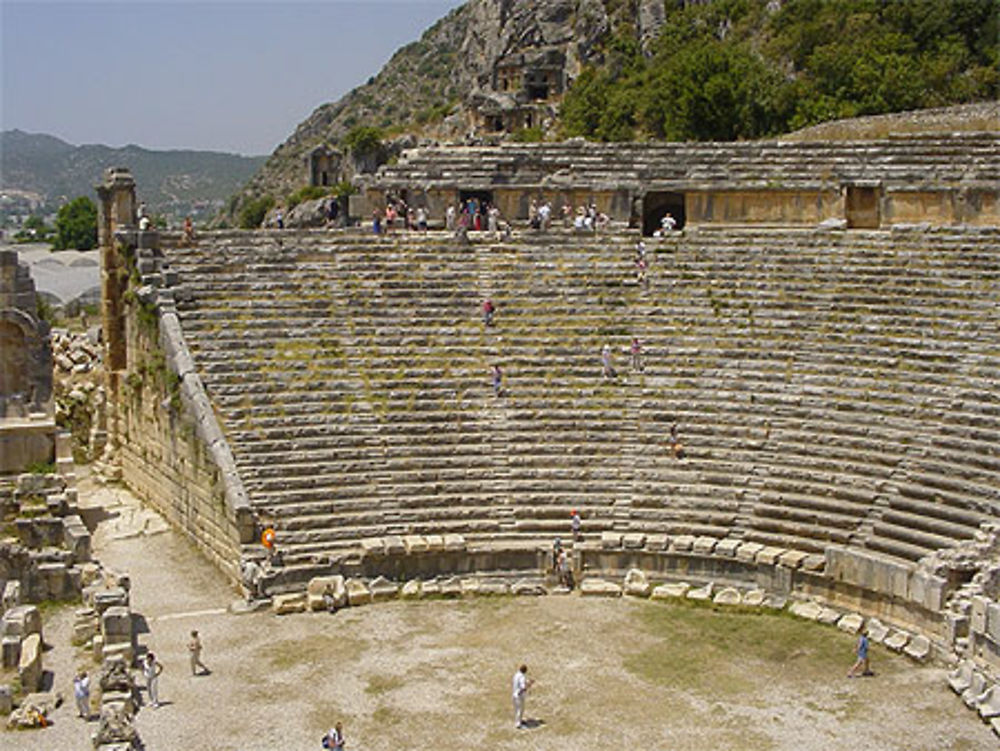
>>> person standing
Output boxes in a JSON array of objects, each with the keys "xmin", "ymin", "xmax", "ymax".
[
  {"xmin": 73, "ymin": 670, "xmax": 91, "ymax": 719},
  {"xmin": 570, "ymin": 509, "xmax": 582, "ymax": 541},
  {"xmin": 492, "ymin": 364, "xmax": 503, "ymax": 397},
  {"xmin": 847, "ymin": 629, "xmax": 872, "ymax": 677},
  {"xmin": 512, "ymin": 664, "xmax": 533, "ymax": 729},
  {"xmin": 188, "ymin": 630, "xmax": 209, "ymax": 676},
  {"xmin": 143, "ymin": 653, "xmax": 164, "ymax": 708},
  {"xmin": 483, "ymin": 298, "xmax": 496, "ymax": 327},
  {"xmin": 324, "ymin": 721, "xmax": 346, "ymax": 750},
  {"xmin": 630, "ymin": 337, "xmax": 643, "ymax": 372},
  {"xmin": 602, "ymin": 344, "xmax": 615, "ymax": 380}
]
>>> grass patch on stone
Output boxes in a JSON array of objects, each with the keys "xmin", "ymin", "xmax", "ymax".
[{"xmin": 625, "ymin": 599, "xmax": 851, "ymax": 698}]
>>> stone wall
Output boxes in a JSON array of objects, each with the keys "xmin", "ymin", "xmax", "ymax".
[{"xmin": 95, "ymin": 168, "xmax": 253, "ymax": 583}]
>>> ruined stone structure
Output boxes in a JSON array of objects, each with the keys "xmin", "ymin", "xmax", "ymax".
[
  {"xmin": 0, "ymin": 251, "xmax": 55, "ymax": 472},
  {"xmin": 98, "ymin": 135, "xmax": 1000, "ymax": 732},
  {"xmin": 363, "ymin": 133, "xmax": 1000, "ymax": 232}
]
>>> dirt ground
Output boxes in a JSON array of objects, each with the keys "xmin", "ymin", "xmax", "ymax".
[{"xmin": 3, "ymin": 478, "xmax": 995, "ymax": 751}]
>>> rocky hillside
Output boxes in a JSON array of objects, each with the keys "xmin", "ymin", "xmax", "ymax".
[
  {"xmin": 1, "ymin": 129, "xmax": 265, "ymax": 222},
  {"xmin": 230, "ymin": 0, "xmax": 635, "ymax": 220}
]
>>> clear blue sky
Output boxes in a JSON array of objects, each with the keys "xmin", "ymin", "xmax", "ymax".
[{"xmin": 1, "ymin": 0, "xmax": 465, "ymax": 156}]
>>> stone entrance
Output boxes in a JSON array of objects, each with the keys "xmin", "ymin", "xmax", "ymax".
[
  {"xmin": 846, "ymin": 184, "xmax": 881, "ymax": 228},
  {"xmin": 642, "ymin": 191, "xmax": 686, "ymax": 235}
]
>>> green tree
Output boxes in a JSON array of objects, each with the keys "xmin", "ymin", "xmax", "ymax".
[
  {"xmin": 53, "ymin": 196, "xmax": 98, "ymax": 250},
  {"xmin": 341, "ymin": 125, "xmax": 384, "ymax": 156},
  {"xmin": 238, "ymin": 195, "xmax": 275, "ymax": 229}
]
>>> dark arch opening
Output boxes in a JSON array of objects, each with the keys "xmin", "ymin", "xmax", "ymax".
[{"xmin": 642, "ymin": 192, "xmax": 686, "ymax": 236}]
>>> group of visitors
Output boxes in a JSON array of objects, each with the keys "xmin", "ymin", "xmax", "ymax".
[
  {"xmin": 371, "ymin": 198, "xmax": 430, "ymax": 235},
  {"xmin": 73, "ymin": 630, "xmax": 210, "ymax": 721}
]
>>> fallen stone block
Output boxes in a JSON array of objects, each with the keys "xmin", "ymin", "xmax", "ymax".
[
  {"xmin": 755, "ymin": 546, "xmax": 785, "ymax": 566},
  {"xmin": 735, "ymin": 542, "xmax": 764, "ymax": 564},
  {"xmin": 867, "ymin": 618, "xmax": 890, "ymax": 644},
  {"xmin": 645, "ymin": 534, "xmax": 669, "ymax": 551},
  {"xmin": 601, "ymin": 531, "xmax": 622, "ymax": 550},
  {"xmin": 383, "ymin": 536, "xmax": 406, "ymax": 555},
  {"xmin": 424, "ymin": 534, "xmax": 445, "ymax": 552},
  {"xmin": 714, "ymin": 539, "xmax": 740, "ymax": 557},
  {"xmin": 817, "ymin": 607, "xmax": 841, "ymax": 626},
  {"xmin": 762, "ymin": 594, "xmax": 787, "ymax": 610},
  {"xmin": 1, "ymin": 580, "xmax": 21, "ymax": 611},
  {"xmin": 671, "ymin": 535, "xmax": 695, "ymax": 553},
  {"xmin": 400, "ymin": 580, "xmax": 421, "ymax": 599},
  {"xmin": 778, "ymin": 550, "xmax": 808, "ymax": 569},
  {"xmin": 948, "ymin": 661, "xmax": 974, "ymax": 695},
  {"xmin": 443, "ymin": 533, "xmax": 466, "ymax": 552},
  {"xmin": 1, "ymin": 636, "xmax": 21, "ymax": 669},
  {"xmin": 94, "ymin": 588, "xmax": 128, "ymax": 614},
  {"xmin": 884, "ymin": 630, "xmax": 911, "ymax": 652},
  {"xmin": 686, "ymin": 582, "xmax": 713, "ymax": 602},
  {"xmin": 623, "ymin": 569, "xmax": 650, "ymax": 597},
  {"xmin": 580, "ymin": 579, "xmax": 622, "ymax": 597},
  {"xmin": 903, "ymin": 634, "xmax": 931, "ymax": 662},
  {"xmin": 742, "ymin": 590, "xmax": 766, "ymax": 607},
  {"xmin": 18, "ymin": 632, "xmax": 42, "ymax": 693},
  {"xmin": 3, "ymin": 604, "xmax": 42, "ymax": 638},
  {"xmin": 360, "ymin": 538, "xmax": 385, "ymax": 556},
  {"xmin": 963, "ymin": 672, "xmax": 988, "ymax": 709},
  {"xmin": 622, "ymin": 533, "xmax": 646, "ymax": 550},
  {"xmin": 306, "ymin": 575, "xmax": 346, "ymax": 611},
  {"xmin": 403, "ymin": 535, "xmax": 428, "ymax": 554},
  {"xmin": 439, "ymin": 577, "xmax": 463, "ymax": 598},
  {"xmin": 101, "ymin": 606, "xmax": 132, "ymax": 638},
  {"xmin": 651, "ymin": 582, "xmax": 690, "ymax": 600},
  {"xmin": 693, "ymin": 536, "xmax": 718, "ymax": 556},
  {"xmin": 837, "ymin": 613, "xmax": 864, "ymax": 635},
  {"xmin": 346, "ymin": 578, "xmax": 373, "ymax": 606},
  {"xmin": 713, "ymin": 587, "xmax": 742, "ymax": 606},
  {"xmin": 511, "ymin": 579, "xmax": 546, "ymax": 596},
  {"xmin": 801, "ymin": 554, "xmax": 826, "ymax": 573},
  {"xmin": 789, "ymin": 601, "xmax": 824, "ymax": 621},
  {"xmin": 272, "ymin": 593, "xmax": 307, "ymax": 615},
  {"xmin": 477, "ymin": 580, "xmax": 510, "ymax": 596},
  {"xmin": 370, "ymin": 576, "xmax": 399, "ymax": 601},
  {"xmin": 421, "ymin": 580, "xmax": 441, "ymax": 597}
]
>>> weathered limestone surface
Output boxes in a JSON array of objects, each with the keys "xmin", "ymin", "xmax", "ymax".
[
  {"xmin": 18, "ymin": 632, "xmax": 42, "ymax": 693},
  {"xmin": 623, "ymin": 568, "xmax": 650, "ymax": 597}
]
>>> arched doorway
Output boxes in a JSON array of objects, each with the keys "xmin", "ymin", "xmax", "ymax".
[{"xmin": 642, "ymin": 192, "xmax": 686, "ymax": 235}]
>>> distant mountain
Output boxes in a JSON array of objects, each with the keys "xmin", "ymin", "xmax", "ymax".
[{"xmin": 1, "ymin": 129, "xmax": 266, "ymax": 220}]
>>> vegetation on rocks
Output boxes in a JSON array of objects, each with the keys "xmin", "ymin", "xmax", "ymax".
[{"xmin": 561, "ymin": 0, "xmax": 998, "ymax": 142}]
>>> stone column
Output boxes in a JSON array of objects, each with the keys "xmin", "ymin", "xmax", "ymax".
[{"xmin": 95, "ymin": 168, "xmax": 136, "ymax": 473}]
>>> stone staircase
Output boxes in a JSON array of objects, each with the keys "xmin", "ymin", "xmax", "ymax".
[{"xmin": 164, "ymin": 224, "xmax": 1000, "ymax": 583}]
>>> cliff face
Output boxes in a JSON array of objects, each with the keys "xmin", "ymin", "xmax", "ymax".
[{"xmin": 230, "ymin": 0, "xmax": 635, "ymax": 221}]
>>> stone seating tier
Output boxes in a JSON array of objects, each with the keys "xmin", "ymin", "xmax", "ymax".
[{"xmin": 164, "ymin": 226, "xmax": 1000, "ymax": 581}]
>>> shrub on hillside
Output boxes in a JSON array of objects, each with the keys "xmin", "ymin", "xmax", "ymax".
[{"xmin": 238, "ymin": 195, "xmax": 275, "ymax": 229}]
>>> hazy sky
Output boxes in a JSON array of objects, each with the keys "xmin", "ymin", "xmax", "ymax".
[{"xmin": 1, "ymin": 0, "xmax": 465, "ymax": 156}]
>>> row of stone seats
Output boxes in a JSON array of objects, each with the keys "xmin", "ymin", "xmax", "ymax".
[
  {"xmin": 379, "ymin": 134, "xmax": 999, "ymax": 189},
  {"xmin": 165, "ymin": 226, "xmax": 999, "ymax": 572},
  {"xmin": 949, "ymin": 660, "xmax": 1000, "ymax": 737}
]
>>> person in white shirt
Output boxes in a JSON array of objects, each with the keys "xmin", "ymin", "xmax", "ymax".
[
  {"xmin": 512, "ymin": 664, "xmax": 533, "ymax": 729},
  {"xmin": 73, "ymin": 670, "xmax": 91, "ymax": 718}
]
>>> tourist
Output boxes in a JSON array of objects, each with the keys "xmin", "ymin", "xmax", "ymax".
[
  {"xmin": 327, "ymin": 198, "xmax": 339, "ymax": 225},
  {"xmin": 529, "ymin": 200, "xmax": 540, "ymax": 230},
  {"xmin": 562, "ymin": 203, "xmax": 573, "ymax": 227},
  {"xmin": 73, "ymin": 670, "xmax": 91, "ymax": 719},
  {"xmin": 416, "ymin": 206, "xmax": 428, "ymax": 233},
  {"xmin": 538, "ymin": 201, "xmax": 552, "ymax": 231},
  {"xmin": 558, "ymin": 548, "xmax": 574, "ymax": 589},
  {"xmin": 601, "ymin": 344, "xmax": 615, "ymax": 380},
  {"xmin": 323, "ymin": 720, "xmax": 346, "ymax": 750},
  {"xmin": 551, "ymin": 537, "xmax": 563, "ymax": 574},
  {"xmin": 385, "ymin": 204, "xmax": 396, "ymax": 235},
  {"xmin": 483, "ymin": 298, "xmax": 496, "ymax": 327},
  {"xmin": 446, "ymin": 204, "xmax": 456, "ymax": 231},
  {"xmin": 630, "ymin": 337, "xmax": 643, "ymax": 372},
  {"xmin": 570, "ymin": 509, "xmax": 582, "ymax": 541},
  {"xmin": 669, "ymin": 423, "xmax": 686, "ymax": 459},
  {"xmin": 188, "ymin": 630, "xmax": 209, "ymax": 676},
  {"xmin": 241, "ymin": 558, "xmax": 263, "ymax": 602},
  {"xmin": 636, "ymin": 257, "xmax": 648, "ymax": 288},
  {"xmin": 847, "ymin": 629, "xmax": 872, "ymax": 678},
  {"xmin": 661, "ymin": 212, "xmax": 677, "ymax": 232},
  {"xmin": 372, "ymin": 209, "xmax": 382, "ymax": 235},
  {"xmin": 487, "ymin": 204, "xmax": 498, "ymax": 234},
  {"xmin": 276, "ymin": 210, "xmax": 284, "ymax": 230},
  {"xmin": 492, "ymin": 364, "xmax": 503, "ymax": 397},
  {"xmin": 143, "ymin": 652, "xmax": 163, "ymax": 708},
  {"xmin": 511, "ymin": 664, "xmax": 533, "ymax": 729},
  {"xmin": 182, "ymin": 216, "xmax": 195, "ymax": 245}
]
